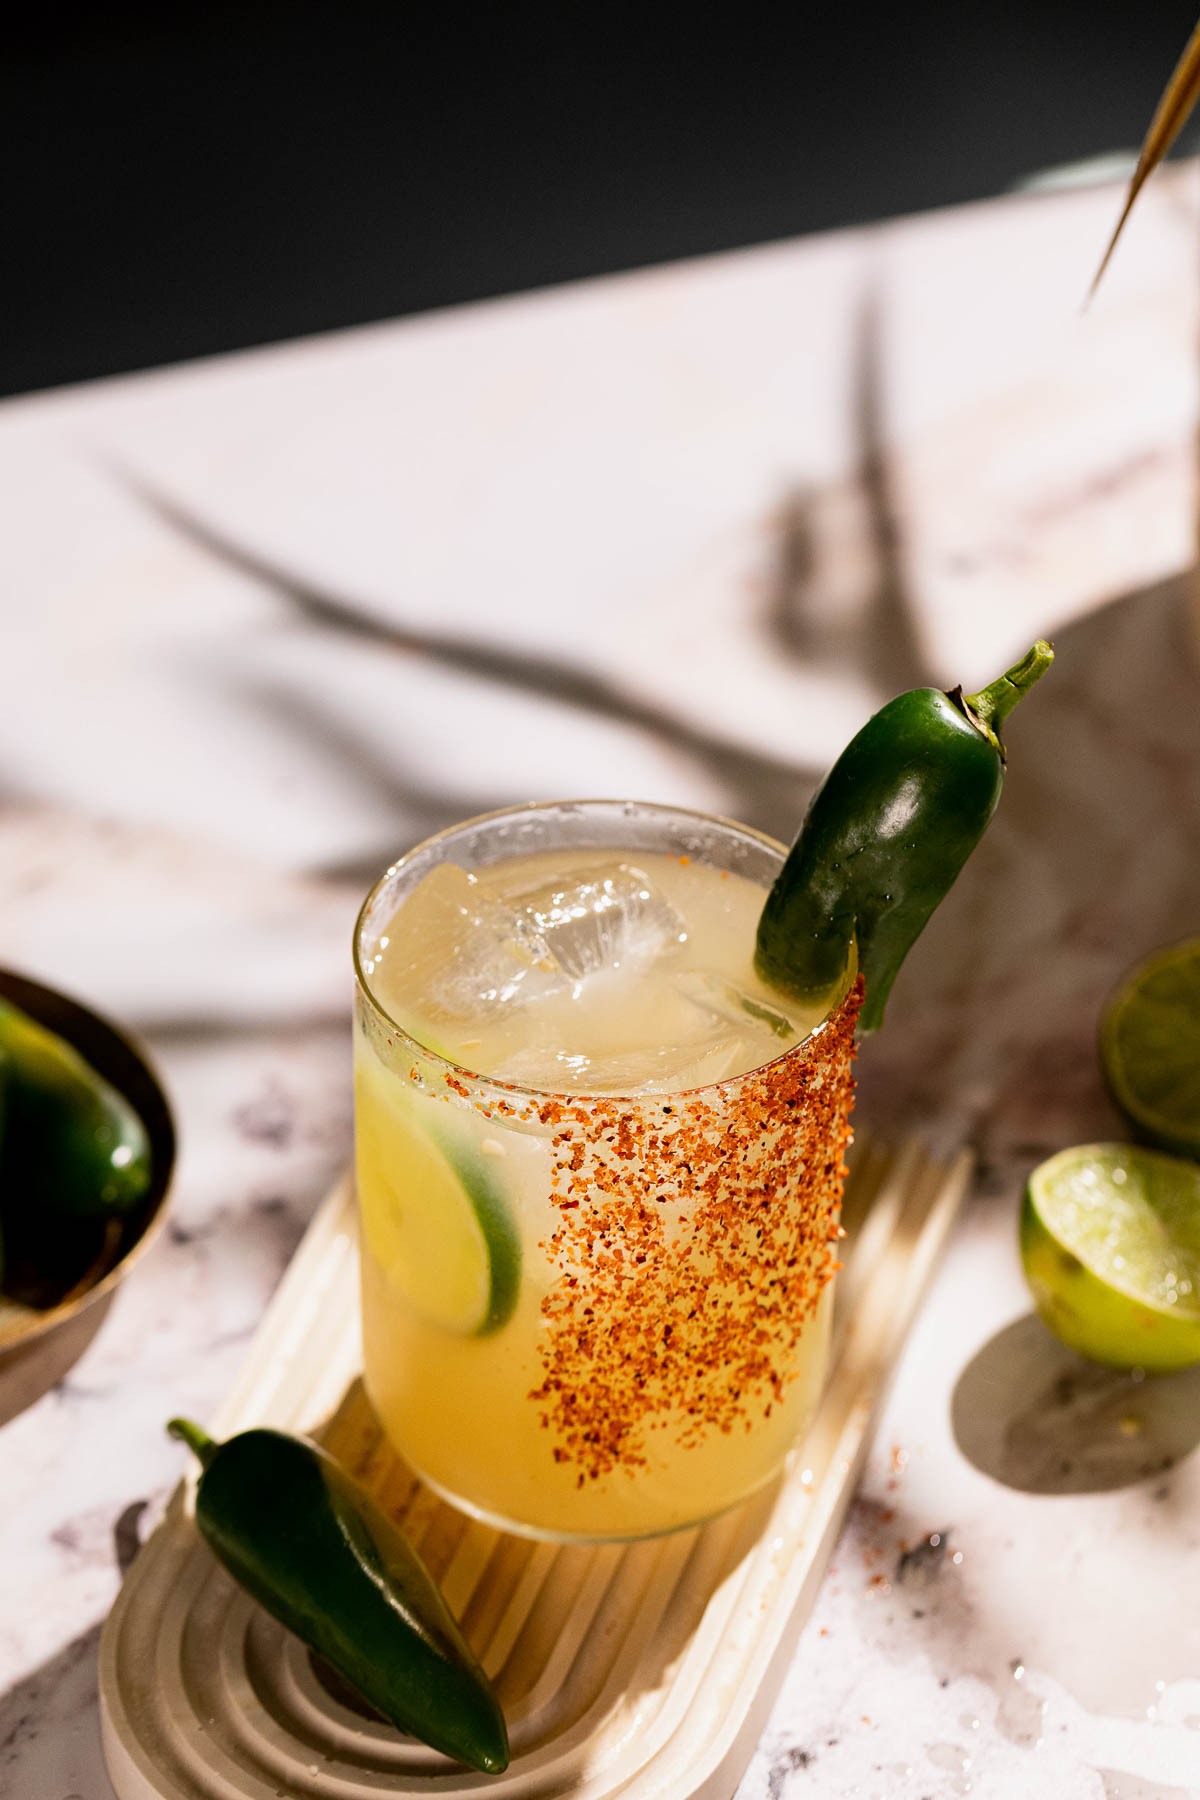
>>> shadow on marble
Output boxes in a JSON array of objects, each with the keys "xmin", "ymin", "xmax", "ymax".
[
  {"xmin": 951, "ymin": 1312, "xmax": 1200, "ymax": 1495},
  {"xmin": 105, "ymin": 279, "xmax": 949, "ymax": 902},
  {"xmin": 858, "ymin": 564, "xmax": 1200, "ymax": 1161},
  {"xmin": 114, "ymin": 465, "xmax": 822, "ymax": 847},
  {"xmin": 0, "ymin": 1618, "xmax": 117, "ymax": 1800},
  {"xmin": 765, "ymin": 283, "xmax": 929, "ymax": 702},
  {"xmin": 140, "ymin": 1008, "xmax": 349, "ymax": 1046},
  {"xmin": 0, "ymin": 1490, "xmax": 152, "ymax": 1797},
  {"xmin": 232, "ymin": 676, "xmax": 499, "ymax": 888}
]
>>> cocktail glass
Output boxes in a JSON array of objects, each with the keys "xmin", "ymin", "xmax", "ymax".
[{"xmin": 353, "ymin": 800, "xmax": 861, "ymax": 1542}]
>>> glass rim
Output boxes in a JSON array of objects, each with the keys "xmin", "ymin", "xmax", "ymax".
[{"xmin": 353, "ymin": 796, "xmax": 840, "ymax": 1104}]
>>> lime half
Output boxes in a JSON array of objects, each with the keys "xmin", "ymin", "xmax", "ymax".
[
  {"xmin": 360, "ymin": 1115, "xmax": 521, "ymax": 1337},
  {"xmin": 1100, "ymin": 938, "xmax": 1200, "ymax": 1160},
  {"xmin": 1021, "ymin": 1143, "xmax": 1200, "ymax": 1371}
]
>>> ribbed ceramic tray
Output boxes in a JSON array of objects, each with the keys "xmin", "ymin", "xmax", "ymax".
[{"xmin": 99, "ymin": 1135, "xmax": 970, "ymax": 1800}]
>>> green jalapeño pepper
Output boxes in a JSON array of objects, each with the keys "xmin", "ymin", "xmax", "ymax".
[
  {"xmin": 755, "ymin": 641, "xmax": 1053, "ymax": 1034},
  {"xmin": 168, "ymin": 1419, "xmax": 509, "ymax": 1773},
  {"xmin": 0, "ymin": 998, "xmax": 152, "ymax": 1219}
]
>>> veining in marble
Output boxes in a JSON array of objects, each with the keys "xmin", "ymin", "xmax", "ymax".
[{"xmin": 4, "ymin": 163, "xmax": 1200, "ymax": 1799}]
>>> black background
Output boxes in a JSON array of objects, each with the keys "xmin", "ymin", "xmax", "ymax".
[{"xmin": 6, "ymin": 2, "xmax": 1199, "ymax": 398}]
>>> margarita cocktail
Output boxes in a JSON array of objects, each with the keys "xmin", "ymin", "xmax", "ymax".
[{"xmin": 354, "ymin": 801, "xmax": 860, "ymax": 1541}]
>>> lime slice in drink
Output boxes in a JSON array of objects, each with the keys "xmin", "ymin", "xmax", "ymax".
[
  {"xmin": 1020, "ymin": 1143, "xmax": 1200, "ymax": 1371},
  {"xmin": 1099, "ymin": 938, "xmax": 1200, "ymax": 1159},
  {"xmin": 360, "ymin": 1115, "xmax": 521, "ymax": 1337}
]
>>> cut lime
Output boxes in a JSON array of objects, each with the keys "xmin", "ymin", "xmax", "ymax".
[
  {"xmin": 1099, "ymin": 938, "xmax": 1200, "ymax": 1160},
  {"xmin": 1021, "ymin": 1143, "xmax": 1200, "ymax": 1372},
  {"xmin": 359, "ymin": 1114, "xmax": 520, "ymax": 1336}
]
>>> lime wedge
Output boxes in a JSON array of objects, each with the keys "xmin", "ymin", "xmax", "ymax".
[
  {"xmin": 1099, "ymin": 938, "xmax": 1200, "ymax": 1160},
  {"xmin": 1021, "ymin": 1143, "xmax": 1200, "ymax": 1371},
  {"xmin": 359, "ymin": 1113, "xmax": 520, "ymax": 1337}
]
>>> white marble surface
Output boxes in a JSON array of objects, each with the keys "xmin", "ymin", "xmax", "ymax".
[{"xmin": 3, "ymin": 166, "xmax": 1200, "ymax": 1798}]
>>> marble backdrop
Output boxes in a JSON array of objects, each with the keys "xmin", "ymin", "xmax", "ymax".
[{"xmin": 3, "ymin": 164, "xmax": 1200, "ymax": 1799}]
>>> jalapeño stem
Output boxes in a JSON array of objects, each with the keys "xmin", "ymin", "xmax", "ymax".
[
  {"xmin": 962, "ymin": 639, "xmax": 1054, "ymax": 750},
  {"xmin": 168, "ymin": 1417, "xmax": 219, "ymax": 1469}
]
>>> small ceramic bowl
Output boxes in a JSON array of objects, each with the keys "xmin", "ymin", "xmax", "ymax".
[{"xmin": 0, "ymin": 969, "xmax": 176, "ymax": 1421}]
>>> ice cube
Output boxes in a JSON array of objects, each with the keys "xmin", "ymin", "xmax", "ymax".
[
  {"xmin": 512, "ymin": 863, "xmax": 686, "ymax": 983},
  {"xmin": 667, "ymin": 969, "xmax": 807, "ymax": 1079},
  {"xmin": 369, "ymin": 863, "xmax": 566, "ymax": 1025},
  {"xmin": 490, "ymin": 1035, "xmax": 750, "ymax": 1095},
  {"xmin": 672, "ymin": 970, "xmax": 800, "ymax": 1043},
  {"xmin": 486, "ymin": 1044, "xmax": 598, "ymax": 1090},
  {"xmin": 617, "ymin": 1036, "xmax": 753, "ymax": 1093}
]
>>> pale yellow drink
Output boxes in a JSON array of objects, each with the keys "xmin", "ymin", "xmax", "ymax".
[{"xmin": 354, "ymin": 803, "xmax": 861, "ymax": 1541}]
